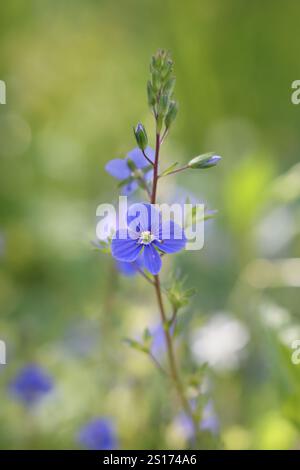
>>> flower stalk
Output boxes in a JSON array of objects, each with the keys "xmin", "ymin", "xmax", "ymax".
[
  {"xmin": 105, "ymin": 48, "xmax": 222, "ymax": 447},
  {"xmin": 150, "ymin": 119, "xmax": 200, "ymax": 443}
]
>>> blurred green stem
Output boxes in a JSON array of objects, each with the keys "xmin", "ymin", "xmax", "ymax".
[{"xmin": 153, "ymin": 275, "xmax": 198, "ymax": 427}]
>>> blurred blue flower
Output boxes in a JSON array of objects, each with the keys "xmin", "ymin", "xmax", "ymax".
[
  {"xmin": 9, "ymin": 364, "xmax": 53, "ymax": 406},
  {"xmin": 63, "ymin": 319, "xmax": 99, "ymax": 358},
  {"xmin": 175, "ymin": 400, "xmax": 219, "ymax": 439},
  {"xmin": 200, "ymin": 400, "xmax": 219, "ymax": 434},
  {"xmin": 151, "ymin": 323, "xmax": 175, "ymax": 359},
  {"xmin": 111, "ymin": 203, "xmax": 186, "ymax": 275},
  {"xmin": 78, "ymin": 418, "xmax": 117, "ymax": 450},
  {"xmin": 105, "ymin": 147, "xmax": 154, "ymax": 195}
]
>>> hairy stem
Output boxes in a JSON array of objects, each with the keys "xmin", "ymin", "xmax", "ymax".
[
  {"xmin": 151, "ymin": 130, "xmax": 200, "ymax": 443},
  {"xmin": 154, "ymin": 276, "xmax": 196, "ymax": 421},
  {"xmin": 151, "ymin": 133, "xmax": 161, "ymax": 204}
]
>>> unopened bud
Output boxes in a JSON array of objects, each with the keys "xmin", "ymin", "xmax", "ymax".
[
  {"xmin": 163, "ymin": 77, "xmax": 176, "ymax": 97},
  {"xmin": 147, "ymin": 81, "xmax": 156, "ymax": 107},
  {"xmin": 188, "ymin": 153, "xmax": 221, "ymax": 169},
  {"xmin": 165, "ymin": 101, "xmax": 178, "ymax": 129},
  {"xmin": 158, "ymin": 94, "xmax": 169, "ymax": 116},
  {"xmin": 133, "ymin": 123, "xmax": 148, "ymax": 151}
]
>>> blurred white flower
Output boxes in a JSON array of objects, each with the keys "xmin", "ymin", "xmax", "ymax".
[
  {"xmin": 256, "ymin": 206, "xmax": 295, "ymax": 256},
  {"xmin": 278, "ymin": 325, "xmax": 300, "ymax": 347},
  {"xmin": 190, "ymin": 313, "xmax": 249, "ymax": 371},
  {"xmin": 259, "ymin": 301, "xmax": 290, "ymax": 329}
]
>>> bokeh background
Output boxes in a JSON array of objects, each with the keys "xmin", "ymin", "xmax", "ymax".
[{"xmin": 1, "ymin": 0, "xmax": 300, "ymax": 450}]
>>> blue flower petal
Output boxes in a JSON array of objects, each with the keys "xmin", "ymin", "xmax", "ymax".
[
  {"xmin": 156, "ymin": 220, "xmax": 186, "ymax": 253},
  {"xmin": 127, "ymin": 203, "xmax": 161, "ymax": 234},
  {"xmin": 111, "ymin": 232, "xmax": 142, "ymax": 262},
  {"xmin": 143, "ymin": 244, "xmax": 162, "ymax": 275},
  {"xmin": 105, "ymin": 159, "xmax": 130, "ymax": 180},
  {"xmin": 201, "ymin": 401, "xmax": 219, "ymax": 434},
  {"xmin": 127, "ymin": 147, "xmax": 154, "ymax": 168},
  {"xmin": 127, "ymin": 147, "xmax": 154, "ymax": 182},
  {"xmin": 116, "ymin": 256, "xmax": 143, "ymax": 276},
  {"xmin": 116, "ymin": 260, "xmax": 138, "ymax": 276},
  {"xmin": 121, "ymin": 180, "xmax": 138, "ymax": 196}
]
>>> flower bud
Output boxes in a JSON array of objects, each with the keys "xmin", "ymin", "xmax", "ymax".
[
  {"xmin": 165, "ymin": 101, "xmax": 178, "ymax": 129},
  {"xmin": 188, "ymin": 153, "xmax": 221, "ymax": 169},
  {"xmin": 152, "ymin": 70, "xmax": 160, "ymax": 92},
  {"xmin": 157, "ymin": 93, "xmax": 169, "ymax": 116},
  {"xmin": 133, "ymin": 123, "xmax": 148, "ymax": 151},
  {"xmin": 162, "ymin": 77, "xmax": 176, "ymax": 97},
  {"xmin": 147, "ymin": 80, "xmax": 156, "ymax": 106},
  {"xmin": 161, "ymin": 59, "xmax": 173, "ymax": 80}
]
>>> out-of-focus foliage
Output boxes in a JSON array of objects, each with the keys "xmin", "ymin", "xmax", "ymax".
[{"xmin": 0, "ymin": 0, "xmax": 300, "ymax": 449}]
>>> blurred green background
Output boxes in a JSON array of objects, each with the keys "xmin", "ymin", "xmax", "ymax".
[{"xmin": 1, "ymin": 0, "xmax": 300, "ymax": 450}]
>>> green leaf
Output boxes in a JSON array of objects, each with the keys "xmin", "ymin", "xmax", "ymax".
[
  {"xmin": 91, "ymin": 240, "xmax": 111, "ymax": 254},
  {"xmin": 165, "ymin": 274, "xmax": 196, "ymax": 311},
  {"xmin": 160, "ymin": 162, "xmax": 178, "ymax": 177},
  {"xmin": 124, "ymin": 338, "xmax": 148, "ymax": 353},
  {"xmin": 143, "ymin": 328, "xmax": 153, "ymax": 349}
]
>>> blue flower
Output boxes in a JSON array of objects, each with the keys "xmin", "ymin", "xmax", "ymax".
[
  {"xmin": 9, "ymin": 364, "xmax": 53, "ymax": 406},
  {"xmin": 200, "ymin": 401, "xmax": 219, "ymax": 434},
  {"xmin": 78, "ymin": 418, "xmax": 117, "ymax": 450},
  {"xmin": 111, "ymin": 203, "xmax": 186, "ymax": 275},
  {"xmin": 175, "ymin": 401, "xmax": 219, "ymax": 439},
  {"xmin": 105, "ymin": 147, "xmax": 154, "ymax": 195},
  {"xmin": 116, "ymin": 257, "xmax": 143, "ymax": 277},
  {"xmin": 150, "ymin": 323, "xmax": 175, "ymax": 359}
]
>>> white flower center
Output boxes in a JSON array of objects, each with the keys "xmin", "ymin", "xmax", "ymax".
[
  {"xmin": 139, "ymin": 230, "xmax": 155, "ymax": 245},
  {"xmin": 131, "ymin": 169, "xmax": 144, "ymax": 179}
]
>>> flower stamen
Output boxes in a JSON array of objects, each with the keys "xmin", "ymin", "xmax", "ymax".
[{"xmin": 138, "ymin": 230, "xmax": 155, "ymax": 245}]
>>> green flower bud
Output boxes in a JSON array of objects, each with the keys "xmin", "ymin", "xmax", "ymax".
[
  {"xmin": 157, "ymin": 93, "xmax": 169, "ymax": 116},
  {"xmin": 188, "ymin": 153, "xmax": 221, "ymax": 169},
  {"xmin": 165, "ymin": 101, "xmax": 178, "ymax": 129},
  {"xmin": 133, "ymin": 123, "xmax": 148, "ymax": 151},
  {"xmin": 152, "ymin": 70, "xmax": 160, "ymax": 92},
  {"xmin": 161, "ymin": 59, "xmax": 173, "ymax": 80},
  {"xmin": 162, "ymin": 77, "xmax": 176, "ymax": 97},
  {"xmin": 147, "ymin": 80, "xmax": 156, "ymax": 106},
  {"xmin": 150, "ymin": 55, "xmax": 157, "ymax": 73}
]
